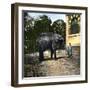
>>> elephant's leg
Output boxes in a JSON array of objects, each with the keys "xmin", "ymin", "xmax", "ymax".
[
  {"xmin": 54, "ymin": 50, "xmax": 56, "ymax": 59},
  {"xmin": 39, "ymin": 50, "xmax": 44, "ymax": 61},
  {"xmin": 41, "ymin": 51, "xmax": 44, "ymax": 60},
  {"xmin": 51, "ymin": 49, "xmax": 53, "ymax": 59}
]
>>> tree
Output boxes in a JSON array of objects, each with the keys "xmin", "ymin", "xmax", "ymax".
[
  {"xmin": 24, "ymin": 14, "xmax": 52, "ymax": 54},
  {"xmin": 24, "ymin": 12, "xmax": 34, "ymax": 54},
  {"xmin": 70, "ymin": 14, "xmax": 80, "ymax": 34},
  {"xmin": 24, "ymin": 14, "xmax": 66, "ymax": 54},
  {"xmin": 52, "ymin": 19, "xmax": 66, "ymax": 43},
  {"xmin": 34, "ymin": 15, "xmax": 52, "ymax": 34}
]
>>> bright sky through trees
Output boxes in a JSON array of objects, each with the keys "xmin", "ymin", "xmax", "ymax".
[{"xmin": 28, "ymin": 12, "xmax": 66, "ymax": 23}]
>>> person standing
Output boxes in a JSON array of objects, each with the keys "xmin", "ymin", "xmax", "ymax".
[{"xmin": 66, "ymin": 43, "xmax": 72, "ymax": 57}]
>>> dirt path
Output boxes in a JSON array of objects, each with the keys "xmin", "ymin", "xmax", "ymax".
[
  {"xmin": 24, "ymin": 48, "xmax": 80, "ymax": 77},
  {"xmin": 38, "ymin": 57, "xmax": 80, "ymax": 76}
]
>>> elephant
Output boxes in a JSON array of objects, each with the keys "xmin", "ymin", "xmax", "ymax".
[{"xmin": 36, "ymin": 32, "xmax": 64, "ymax": 61}]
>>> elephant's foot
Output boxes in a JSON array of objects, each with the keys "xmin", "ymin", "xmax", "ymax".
[
  {"xmin": 54, "ymin": 57, "xmax": 57, "ymax": 60},
  {"xmin": 39, "ymin": 57, "xmax": 44, "ymax": 62},
  {"xmin": 39, "ymin": 59, "xmax": 43, "ymax": 62}
]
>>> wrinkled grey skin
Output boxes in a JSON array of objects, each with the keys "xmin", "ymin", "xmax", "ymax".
[{"xmin": 36, "ymin": 32, "xmax": 64, "ymax": 61}]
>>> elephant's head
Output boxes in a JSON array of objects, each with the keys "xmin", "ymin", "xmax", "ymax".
[{"xmin": 52, "ymin": 33, "xmax": 64, "ymax": 49}]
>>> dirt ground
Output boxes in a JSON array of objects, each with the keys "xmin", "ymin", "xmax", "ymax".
[
  {"xmin": 24, "ymin": 47, "xmax": 80, "ymax": 77},
  {"xmin": 38, "ymin": 57, "xmax": 80, "ymax": 76}
]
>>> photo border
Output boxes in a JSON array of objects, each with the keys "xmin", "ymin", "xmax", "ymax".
[{"xmin": 11, "ymin": 3, "xmax": 88, "ymax": 87}]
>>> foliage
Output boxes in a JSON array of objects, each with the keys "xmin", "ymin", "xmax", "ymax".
[
  {"xmin": 24, "ymin": 12, "xmax": 66, "ymax": 54},
  {"xmin": 52, "ymin": 19, "xmax": 66, "ymax": 43},
  {"xmin": 68, "ymin": 14, "xmax": 80, "ymax": 34}
]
